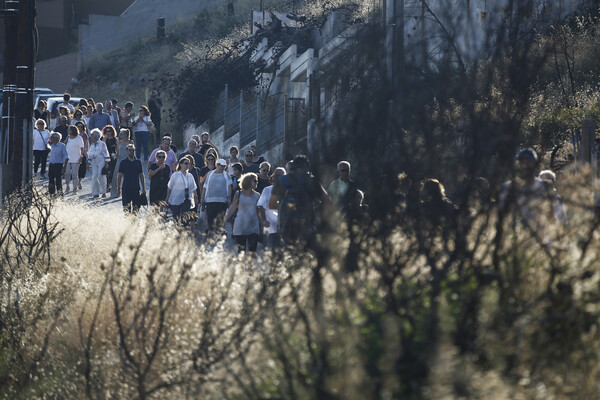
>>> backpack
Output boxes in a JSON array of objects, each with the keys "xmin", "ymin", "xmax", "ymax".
[{"xmin": 278, "ymin": 173, "xmax": 314, "ymax": 245}]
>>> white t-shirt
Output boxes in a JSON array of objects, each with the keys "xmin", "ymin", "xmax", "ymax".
[
  {"xmin": 61, "ymin": 102, "xmax": 75, "ymax": 113},
  {"xmin": 33, "ymin": 129, "xmax": 50, "ymax": 151},
  {"xmin": 257, "ymin": 185, "xmax": 278, "ymax": 234},
  {"xmin": 65, "ymin": 135, "xmax": 84, "ymax": 162},
  {"xmin": 132, "ymin": 116, "xmax": 152, "ymax": 132}
]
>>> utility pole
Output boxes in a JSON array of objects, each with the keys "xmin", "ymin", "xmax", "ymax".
[
  {"xmin": 384, "ymin": 0, "xmax": 404, "ymax": 163},
  {"xmin": 386, "ymin": 0, "xmax": 404, "ymax": 101},
  {"xmin": 1, "ymin": 0, "xmax": 36, "ymax": 195}
]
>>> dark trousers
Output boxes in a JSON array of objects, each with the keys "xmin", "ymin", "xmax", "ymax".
[
  {"xmin": 171, "ymin": 200, "xmax": 193, "ymax": 226},
  {"xmin": 206, "ymin": 202, "xmax": 228, "ymax": 233},
  {"xmin": 78, "ymin": 155, "xmax": 87, "ymax": 179},
  {"xmin": 122, "ymin": 188, "xmax": 140, "ymax": 214},
  {"xmin": 48, "ymin": 163, "xmax": 63, "ymax": 195},
  {"xmin": 266, "ymin": 232, "xmax": 282, "ymax": 249},
  {"xmin": 107, "ymin": 157, "xmax": 117, "ymax": 190},
  {"xmin": 234, "ymin": 233, "xmax": 259, "ymax": 253},
  {"xmin": 33, "ymin": 149, "xmax": 49, "ymax": 175},
  {"xmin": 135, "ymin": 131, "xmax": 150, "ymax": 160}
]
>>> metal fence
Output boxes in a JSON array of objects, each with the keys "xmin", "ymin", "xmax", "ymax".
[
  {"xmin": 256, "ymin": 101, "xmax": 286, "ymax": 154},
  {"xmin": 213, "ymin": 86, "xmax": 306, "ymax": 155}
]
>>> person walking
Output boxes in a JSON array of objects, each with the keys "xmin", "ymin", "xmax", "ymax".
[
  {"xmin": 148, "ymin": 135, "xmax": 177, "ymax": 173},
  {"xmin": 113, "ymin": 129, "xmax": 134, "ymax": 196},
  {"xmin": 257, "ymin": 161, "xmax": 271, "ymax": 193},
  {"xmin": 269, "ymin": 155, "xmax": 331, "ymax": 247},
  {"xmin": 201, "ymin": 158, "xmax": 231, "ymax": 233},
  {"xmin": 119, "ymin": 101, "xmax": 135, "ymax": 140},
  {"xmin": 132, "ymin": 106, "xmax": 154, "ymax": 161},
  {"xmin": 224, "ymin": 173, "xmax": 261, "ymax": 253},
  {"xmin": 226, "ymin": 146, "xmax": 241, "ymax": 175},
  {"xmin": 101, "ymin": 125, "xmax": 118, "ymax": 195},
  {"xmin": 328, "ymin": 161, "xmax": 357, "ymax": 211},
  {"xmin": 64, "ymin": 125, "xmax": 85, "ymax": 194},
  {"xmin": 34, "ymin": 100, "xmax": 50, "ymax": 128},
  {"xmin": 87, "ymin": 129, "xmax": 110, "ymax": 198},
  {"xmin": 88, "ymin": 102, "xmax": 111, "ymax": 131},
  {"xmin": 148, "ymin": 149, "xmax": 171, "ymax": 213},
  {"xmin": 258, "ymin": 167, "xmax": 286, "ymax": 249},
  {"xmin": 179, "ymin": 138, "xmax": 204, "ymax": 168},
  {"xmin": 167, "ymin": 157, "xmax": 198, "ymax": 226},
  {"xmin": 47, "ymin": 132, "xmax": 68, "ymax": 197},
  {"xmin": 33, "ymin": 119, "xmax": 51, "ymax": 178},
  {"xmin": 75, "ymin": 121, "xmax": 89, "ymax": 189},
  {"xmin": 117, "ymin": 144, "xmax": 146, "ymax": 214},
  {"xmin": 242, "ymin": 149, "xmax": 259, "ymax": 173},
  {"xmin": 104, "ymin": 100, "xmax": 120, "ymax": 130}
]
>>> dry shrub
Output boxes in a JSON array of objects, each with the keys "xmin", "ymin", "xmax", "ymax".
[{"xmin": 2, "ymin": 163, "xmax": 600, "ymax": 399}]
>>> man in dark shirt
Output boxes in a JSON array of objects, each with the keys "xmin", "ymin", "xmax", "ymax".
[
  {"xmin": 117, "ymin": 144, "xmax": 146, "ymax": 214},
  {"xmin": 242, "ymin": 149, "xmax": 259, "ymax": 173},
  {"xmin": 179, "ymin": 138, "xmax": 204, "ymax": 168},
  {"xmin": 54, "ymin": 116, "xmax": 69, "ymax": 142},
  {"xmin": 269, "ymin": 154, "xmax": 330, "ymax": 246},
  {"xmin": 198, "ymin": 132, "xmax": 218, "ymax": 157}
]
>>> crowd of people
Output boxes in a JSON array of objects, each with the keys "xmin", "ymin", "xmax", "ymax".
[
  {"xmin": 34, "ymin": 93, "xmax": 567, "ymax": 256},
  {"xmin": 33, "ymin": 93, "xmax": 366, "ymax": 254}
]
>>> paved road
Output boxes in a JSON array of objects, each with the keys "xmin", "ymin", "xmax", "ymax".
[
  {"xmin": 35, "ymin": 161, "xmax": 241, "ymax": 252},
  {"xmin": 36, "ymin": 158, "xmax": 155, "ymax": 210}
]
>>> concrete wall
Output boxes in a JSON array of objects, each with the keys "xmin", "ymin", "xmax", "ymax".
[
  {"xmin": 35, "ymin": 53, "xmax": 79, "ymax": 93},
  {"xmin": 79, "ymin": 0, "xmax": 226, "ymax": 65}
]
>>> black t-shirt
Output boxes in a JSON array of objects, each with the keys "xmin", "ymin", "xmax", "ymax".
[
  {"xmin": 104, "ymin": 137, "xmax": 117, "ymax": 155},
  {"xmin": 257, "ymin": 176, "xmax": 270, "ymax": 193},
  {"xmin": 199, "ymin": 143, "xmax": 215, "ymax": 157},
  {"xmin": 34, "ymin": 109, "xmax": 48, "ymax": 121},
  {"xmin": 242, "ymin": 162, "xmax": 259, "ymax": 174},
  {"xmin": 118, "ymin": 158, "xmax": 143, "ymax": 190},
  {"xmin": 149, "ymin": 163, "xmax": 170, "ymax": 203},
  {"xmin": 54, "ymin": 124, "xmax": 69, "ymax": 142},
  {"xmin": 199, "ymin": 165, "xmax": 215, "ymax": 178},
  {"xmin": 179, "ymin": 151, "xmax": 205, "ymax": 168},
  {"xmin": 272, "ymin": 170, "xmax": 324, "ymax": 201},
  {"xmin": 148, "ymin": 97, "xmax": 162, "ymax": 119}
]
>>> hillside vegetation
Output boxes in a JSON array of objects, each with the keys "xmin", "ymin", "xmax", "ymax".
[{"xmin": 10, "ymin": 2, "xmax": 600, "ymax": 398}]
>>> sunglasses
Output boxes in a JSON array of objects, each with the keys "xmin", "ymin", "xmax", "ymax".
[
  {"xmin": 245, "ymin": 154, "xmax": 252, "ymax": 157},
  {"xmin": 157, "ymin": 155, "xmax": 166, "ymax": 158},
  {"xmin": 207, "ymin": 158, "xmax": 215, "ymax": 161},
  {"xmin": 181, "ymin": 161, "xmax": 190, "ymax": 165}
]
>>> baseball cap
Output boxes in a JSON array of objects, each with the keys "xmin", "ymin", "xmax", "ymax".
[{"xmin": 216, "ymin": 159, "xmax": 227, "ymax": 166}]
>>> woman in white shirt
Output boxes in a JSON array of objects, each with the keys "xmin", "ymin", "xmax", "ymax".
[
  {"xmin": 201, "ymin": 159, "xmax": 232, "ymax": 233},
  {"xmin": 132, "ymin": 105, "xmax": 154, "ymax": 161},
  {"xmin": 167, "ymin": 157, "xmax": 198, "ymax": 226},
  {"xmin": 64, "ymin": 125, "xmax": 85, "ymax": 194},
  {"xmin": 33, "ymin": 119, "xmax": 51, "ymax": 178},
  {"xmin": 87, "ymin": 129, "xmax": 110, "ymax": 198}
]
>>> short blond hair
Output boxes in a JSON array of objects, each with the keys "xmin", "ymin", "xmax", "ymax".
[{"xmin": 35, "ymin": 119, "xmax": 47, "ymax": 130}]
